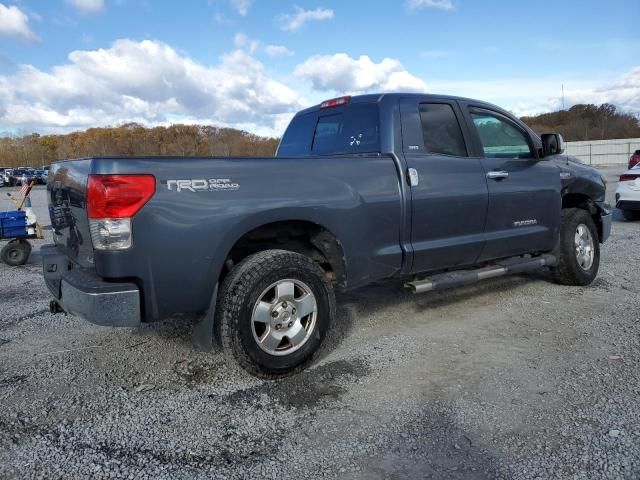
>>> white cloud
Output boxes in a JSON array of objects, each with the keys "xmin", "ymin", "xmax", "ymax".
[
  {"xmin": 294, "ymin": 53, "xmax": 428, "ymax": 94},
  {"xmin": 0, "ymin": 3, "xmax": 38, "ymax": 42},
  {"xmin": 0, "ymin": 39, "xmax": 304, "ymax": 135},
  {"xmin": 234, "ymin": 33, "xmax": 258, "ymax": 53},
  {"xmin": 406, "ymin": 0, "xmax": 454, "ymax": 10},
  {"xmin": 280, "ymin": 6, "xmax": 334, "ymax": 32},
  {"xmin": 264, "ymin": 44, "xmax": 294, "ymax": 57},
  {"xmin": 428, "ymin": 67, "xmax": 640, "ymax": 117},
  {"xmin": 561, "ymin": 67, "xmax": 640, "ymax": 115},
  {"xmin": 213, "ymin": 12, "xmax": 231, "ymax": 25},
  {"xmin": 231, "ymin": 0, "xmax": 252, "ymax": 16},
  {"xmin": 66, "ymin": 0, "xmax": 104, "ymax": 14}
]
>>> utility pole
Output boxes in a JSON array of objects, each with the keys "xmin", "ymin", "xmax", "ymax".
[{"xmin": 561, "ymin": 84, "xmax": 565, "ymax": 110}]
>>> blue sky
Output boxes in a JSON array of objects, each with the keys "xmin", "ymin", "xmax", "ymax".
[{"xmin": 0, "ymin": 0, "xmax": 639, "ymax": 136}]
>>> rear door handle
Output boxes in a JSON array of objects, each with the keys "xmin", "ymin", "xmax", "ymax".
[
  {"xmin": 407, "ymin": 168, "xmax": 419, "ymax": 186},
  {"xmin": 487, "ymin": 170, "xmax": 509, "ymax": 180}
]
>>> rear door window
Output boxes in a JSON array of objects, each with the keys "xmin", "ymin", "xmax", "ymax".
[{"xmin": 419, "ymin": 103, "xmax": 467, "ymax": 157}]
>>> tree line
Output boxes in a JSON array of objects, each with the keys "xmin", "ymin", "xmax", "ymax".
[
  {"xmin": 522, "ymin": 103, "xmax": 640, "ymax": 142},
  {"xmin": 1, "ymin": 103, "xmax": 638, "ymax": 168},
  {"xmin": 0, "ymin": 123, "xmax": 280, "ymax": 168}
]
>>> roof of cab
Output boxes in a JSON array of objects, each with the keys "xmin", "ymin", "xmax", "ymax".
[{"xmin": 295, "ymin": 92, "xmax": 503, "ymax": 117}]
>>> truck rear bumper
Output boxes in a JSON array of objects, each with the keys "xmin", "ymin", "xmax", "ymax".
[{"xmin": 42, "ymin": 244, "xmax": 141, "ymax": 327}]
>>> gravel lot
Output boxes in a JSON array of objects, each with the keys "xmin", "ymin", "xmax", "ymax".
[{"xmin": 1, "ymin": 166, "xmax": 638, "ymax": 479}]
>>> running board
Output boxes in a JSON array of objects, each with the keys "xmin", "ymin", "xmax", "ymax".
[{"xmin": 405, "ymin": 254, "xmax": 557, "ymax": 294}]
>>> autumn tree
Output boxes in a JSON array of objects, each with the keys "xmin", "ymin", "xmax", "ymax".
[
  {"xmin": 0, "ymin": 123, "xmax": 280, "ymax": 168},
  {"xmin": 522, "ymin": 104, "xmax": 640, "ymax": 141}
]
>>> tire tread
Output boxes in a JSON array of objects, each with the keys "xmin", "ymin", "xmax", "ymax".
[
  {"xmin": 551, "ymin": 208, "xmax": 600, "ymax": 286},
  {"xmin": 216, "ymin": 249, "xmax": 335, "ymax": 378}
]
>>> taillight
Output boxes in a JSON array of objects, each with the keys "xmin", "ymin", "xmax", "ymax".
[
  {"xmin": 619, "ymin": 174, "xmax": 638, "ymax": 182},
  {"xmin": 88, "ymin": 174, "xmax": 155, "ymax": 218},
  {"xmin": 87, "ymin": 174, "xmax": 155, "ymax": 250},
  {"xmin": 320, "ymin": 96, "xmax": 351, "ymax": 109}
]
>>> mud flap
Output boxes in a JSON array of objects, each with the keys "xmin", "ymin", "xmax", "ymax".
[{"xmin": 191, "ymin": 284, "xmax": 218, "ymax": 351}]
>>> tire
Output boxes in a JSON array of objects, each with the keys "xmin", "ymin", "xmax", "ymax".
[
  {"xmin": 1, "ymin": 240, "xmax": 31, "ymax": 266},
  {"xmin": 551, "ymin": 208, "xmax": 600, "ymax": 286},
  {"xmin": 621, "ymin": 209, "xmax": 640, "ymax": 221},
  {"xmin": 217, "ymin": 249, "xmax": 335, "ymax": 378}
]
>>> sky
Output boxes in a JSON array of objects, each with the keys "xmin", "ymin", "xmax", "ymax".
[{"xmin": 0, "ymin": 0, "xmax": 639, "ymax": 137}]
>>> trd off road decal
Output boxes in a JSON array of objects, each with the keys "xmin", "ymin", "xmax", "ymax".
[{"xmin": 167, "ymin": 179, "xmax": 240, "ymax": 192}]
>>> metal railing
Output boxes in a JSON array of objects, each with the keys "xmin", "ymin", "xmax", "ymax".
[{"xmin": 565, "ymin": 138, "xmax": 640, "ymax": 166}]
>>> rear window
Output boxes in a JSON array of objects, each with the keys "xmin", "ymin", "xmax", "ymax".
[
  {"xmin": 277, "ymin": 112, "xmax": 316, "ymax": 156},
  {"xmin": 278, "ymin": 104, "xmax": 379, "ymax": 156},
  {"xmin": 419, "ymin": 103, "xmax": 467, "ymax": 157}
]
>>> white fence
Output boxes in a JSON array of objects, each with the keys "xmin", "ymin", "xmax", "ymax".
[{"xmin": 565, "ymin": 138, "xmax": 640, "ymax": 166}]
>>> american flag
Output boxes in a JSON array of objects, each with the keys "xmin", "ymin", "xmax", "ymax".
[{"xmin": 19, "ymin": 182, "xmax": 30, "ymax": 197}]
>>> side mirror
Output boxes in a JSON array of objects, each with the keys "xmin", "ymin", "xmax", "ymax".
[{"xmin": 541, "ymin": 133, "xmax": 565, "ymax": 157}]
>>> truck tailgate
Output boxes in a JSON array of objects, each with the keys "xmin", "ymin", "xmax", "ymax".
[{"xmin": 48, "ymin": 159, "xmax": 94, "ymax": 268}]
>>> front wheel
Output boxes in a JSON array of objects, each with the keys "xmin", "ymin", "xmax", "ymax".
[
  {"xmin": 217, "ymin": 250, "xmax": 335, "ymax": 377},
  {"xmin": 551, "ymin": 208, "xmax": 600, "ymax": 286}
]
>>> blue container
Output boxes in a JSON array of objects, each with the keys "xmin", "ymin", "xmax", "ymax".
[{"xmin": 0, "ymin": 211, "xmax": 28, "ymax": 238}]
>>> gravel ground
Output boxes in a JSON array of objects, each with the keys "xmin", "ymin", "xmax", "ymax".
[{"xmin": 0, "ymin": 166, "xmax": 638, "ymax": 479}]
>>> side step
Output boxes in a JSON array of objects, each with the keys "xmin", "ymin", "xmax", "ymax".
[{"xmin": 405, "ymin": 254, "xmax": 557, "ymax": 294}]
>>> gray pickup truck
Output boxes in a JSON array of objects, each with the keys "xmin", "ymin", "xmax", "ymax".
[{"xmin": 42, "ymin": 93, "xmax": 612, "ymax": 376}]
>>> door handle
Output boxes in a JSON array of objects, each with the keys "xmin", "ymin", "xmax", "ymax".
[
  {"xmin": 487, "ymin": 170, "xmax": 509, "ymax": 180},
  {"xmin": 407, "ymin": 168, "xmax": 419, "ymax": 186}
]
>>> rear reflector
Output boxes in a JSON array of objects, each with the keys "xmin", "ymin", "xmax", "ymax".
[
  {"xmin": 87, "ymin": 174, "xmax": 155, "ymax": 219},
  {"xmin": 620, "ymin": 174, "xmax": 638, "ymax": 182},
  {"xmin": 320, "ymin": 96, "xmax": 351, "ymax": 109}
]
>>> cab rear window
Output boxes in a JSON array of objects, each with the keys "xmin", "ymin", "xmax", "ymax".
[{"xmin": 278, "ymin": 104, "xmax": 379, "ymax": 156}]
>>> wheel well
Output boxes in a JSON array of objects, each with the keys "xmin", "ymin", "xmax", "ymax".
[
  {"xmin": 222, "ymin": 221, "xmax": 347, "ymax": 288},
  {"xmin": 562, "ymin": 193, "xmax": 604, "ymax": 242}
]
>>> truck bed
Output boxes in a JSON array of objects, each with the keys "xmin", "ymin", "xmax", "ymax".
[{"xmin": 47, "ymin": 156, "xmax": 405, "ymax": 321}]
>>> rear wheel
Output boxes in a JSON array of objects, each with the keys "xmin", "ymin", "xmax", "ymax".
[
  {"xmin": 217, "ymin": 249, "xmax": 335, "ymax": 377},
  {"xmin": 1, "ymin": 239, "xmax": 31, "ymax": 266},
  {"xmin": 551, "ymin": 208, "xmax": 600, "ymax": 286}
]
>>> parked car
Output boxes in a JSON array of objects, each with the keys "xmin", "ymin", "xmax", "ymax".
[
  {"xmin": 42, "ymin": 93, "xmax": 612, "ymax": 377},
  {"xmin": 7, "ymin": 168, "xmax": 38, "ymax": 186},
  {"xmin": 628, "ymin": 149, "xmax": 640, "ymax": 170},
  {"xmin": 1, "ymin": 169, "xmax": 12, "ymax": 185},
  {"xmin": 615, "ymin": 163, "xmax": 640, "ymax": 221},
  {"xmin": 0, "ymin": 168, "xmax": 8, "ymax": 187},
  {"xmin": 35, "ymin": 169, "xmax": 48, "ymax": 184}
]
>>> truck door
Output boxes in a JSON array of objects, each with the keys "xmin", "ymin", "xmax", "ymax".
[
  {"xmin": 400, "ymin": 98, "xmax": 488, "ymax": 273},
  {"xmin": 460, "ymin": 104, "xmax": 561, "ymax": 260}
]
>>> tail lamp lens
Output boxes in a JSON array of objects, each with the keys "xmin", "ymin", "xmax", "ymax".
[
  {"xmin": 87, "ymin": 174, "xmax": 155, "ymax": 219},
  {"xmin": 620, "ymin": 174, "xmax": 638, "ymax": 182},
  {"xmin": 87, "ymin": 174, "xmax": 155, "ymax": 251}
]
